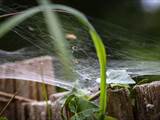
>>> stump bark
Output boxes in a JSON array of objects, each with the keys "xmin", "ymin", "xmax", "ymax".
[
  {"xmin": 107, "ymin": 88, "xmax": 134, "ymax": 120},
  {"xmin": 133, "ymin": 81, "xmax": 160, "ymax": 120}
]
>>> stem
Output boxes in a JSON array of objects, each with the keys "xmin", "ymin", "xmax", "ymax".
[
  {"xmin": 40, "ymin": 60, "xmax": 52, "ymax": 120},
  {"xmin": 0, "ymin": 92, "xmax": 17, "ymax": 116}
]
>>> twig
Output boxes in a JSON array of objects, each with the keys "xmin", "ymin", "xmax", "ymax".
[
  {"xmin": 0, "ymin": 91, "xmax": 36, "ymax": 102},
  {"xmin": 0, "ymin": 9, "xmax": 71, "ymax": 18},
  {"xmin": 0, "ymin": 92, "xmax": 17, "ymax": 116},
  {"xmin": 88, "ymin": 91, "xmax": 100, "ymax": 101}
]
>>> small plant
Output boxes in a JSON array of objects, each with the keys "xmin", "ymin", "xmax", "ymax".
[
  {"xmin": 61, "ymin": 94, "xmax": 99, "ymax": 120},
  {"xmin": 60, "ymin": 89, "xmax": 116, "ymax": 120}
]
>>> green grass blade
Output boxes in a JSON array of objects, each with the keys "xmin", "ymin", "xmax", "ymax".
[
  {"xmin": 38, "ymin": 0, "xmax": 73, "ymax": 79},
  {"xmin": 0, "ymin": 8, "xmax": 40, "ymax": 37},
  {"xmin": 90, "ymin": 30, "xmax": 107, "ymax": 115},
  {"xmin": 40, "ymin": 61, "xmax": 52, "ymax": 120}
]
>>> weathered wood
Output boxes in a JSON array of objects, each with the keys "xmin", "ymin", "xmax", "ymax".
[
  {"xmin": 20, "ymin": 92, "xmax": 68, "ymax": 120},
  {"xmin": 107, "ymin": 88, "xmax": 134, "ymax": 120},
  {"xmin": 0, "ymin": 79, "xmax": 16, "ymax": 120},
  {"xmin": 0, "ymin": 81, "xmax": 55, "ymax": 120},
  {"xmin": 0, "ymin": 91, "xmax": 34, "ymax": 120},
  {"xmin": 88, "ymin": 88, "xmax": 134, "ymax": 120},
  {"xmin": 4, "ymin": 82, "xmax": 160, "ymax": 120},
  {"xmin": 20, "ymin": 101, "xmax": 52, "ymax": 120},
  {"xmin": 0, "ymin": 102, "xmax": 16, "ymax": 120},
  {"xmin": 134, "ymin": 81, "xmax": 160, "ymax": 120},
  {"xmin": 0, "ymin": 79, "xmax": 15, "ymax": 95},
  {"xmin": 51, "ymin": 100, "xmax": 62, "ymax": 120},
  {"xmin": 14, "ymin": 81, "xmax": 55, "ymax": 101},
  {"xmin": 0, "ymin": 91, "xmax": 35, "ymax": 102},
  {"xmin": 0, "ymin": 56, "xmax": 55, "ymax": 85},
  {"xmin": 50, "ymin": 92, "xmax": 70, "ymax": 120},
  {"xmin": 0, "ymin": 92, "xmax": 17, "ymax": 117},
  {"xmin": 0, "ymin": 56, "xmax": 56, "ymax": 100},
  {"xmin": 49, "ymin": 91, "xmax": 69, "ymax": 101},
  {"xmin": 0, "ymin": 56, "xmax": 56, "ymax": 120}
]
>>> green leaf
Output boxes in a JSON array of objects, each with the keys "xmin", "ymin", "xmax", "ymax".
[
  {"xmin": 105, "ymin": 116, "xmax": 117, "ymax": 120},
  {"xmin": 76, "ymin": 97, "xmax": 98, "ymax": 112},
  {"xmin": 61, "ymin": 94, "xmax": 99, "ymax": 120},
  {"xmin": 70, "ymin": 108, "xmax": 99, "ymax": 120},
  {"xmin": 69, "ymin": 97, "xmax": 78, "ymax": 113},
  {"xmin": 0, "ymin": 117, "xmax": 8, "ymax": 120},
  {"xmin": 61, "ymin": 94, "xmax": 75, "ymax": 120},
  {"xmin": 90, "ymin": 30, "xmax": 107, "ymax": 115}
]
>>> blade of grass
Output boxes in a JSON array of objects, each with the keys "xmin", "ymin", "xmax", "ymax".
[
  {"xmin": 38, "ymin": 0, "xmax": 74, "ymax": 80},
  {"xmin": 90, "ymin": 30, "xmax": 107, "ymax": 117},
  {"xmin": 40, "ymin": 61, "xmax": 52, "ymax": 120}
]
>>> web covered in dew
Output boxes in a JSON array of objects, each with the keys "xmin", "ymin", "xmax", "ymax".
[{"xmin": 1, "ymin": 4, "xmax": 160, "ymax": 90}]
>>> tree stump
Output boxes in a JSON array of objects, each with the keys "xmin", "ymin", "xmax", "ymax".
[
  {"xmin": 0, "ymin": 56, "xmax": 55, "ymax": 120},
  {"xmin": 20, "ymin": 101, "xmax": 51, "ymax": 120},
  {"xmin": 107, "ymin": 88, "xmax": 134, "ymax": 120},
  {"xmin": 17, "ymin": 88, "xmax": 135, "ymax": 120},
  {"xmin": 20, "ymin": 92, "xmax": 67, "ymax": 120},
  {"xmin": 133, "ymin": 81, "xmax": 160, "ymax": 120}
]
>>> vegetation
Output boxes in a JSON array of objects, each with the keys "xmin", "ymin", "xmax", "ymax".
[
  {"xmin": 0, "ymin": 117, "xmax": 8, "ymax": 120},
  {"xmin": 0, "ymin": 0, "xmax": 108, "ymax": 119},
  {"xmin": 2, "ymin": 0, "xmax": 160, "ymax": 120}
]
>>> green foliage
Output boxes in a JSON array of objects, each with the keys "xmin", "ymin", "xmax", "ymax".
[
  {"xmin": 109, "ymin": 84, "xmax": 130, "ymax": 89},
  {"xmin": 0, "ymin": 117, "xmax": 8, "ymax": 120},
  {"xmin": 135, "ymin": 75, "xmax": 160, "ymax": 85},
  {"xmin": 61, "ymin": 94, "xmax": 99, "ymax": 120},
  {"xmin": 105, "ymin": 116, "xmax": 117, "ymax": 120},
  {"xmin": 61, "ymin": 93, "xmax": 117, "ymax": 120},
  {"xmin": 41, "ymin": 82, "xmax": 52, "ymax": 120}
]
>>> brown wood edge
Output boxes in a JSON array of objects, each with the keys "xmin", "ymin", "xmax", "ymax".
[{"xmin": 0, "ymin": 91, "xmax": 36, "ymax": 102}]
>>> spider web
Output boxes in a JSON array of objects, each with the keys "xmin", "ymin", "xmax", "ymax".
[{"xmin": 1, "ymin": 5, "xmax": 160, "ymax": 91}]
